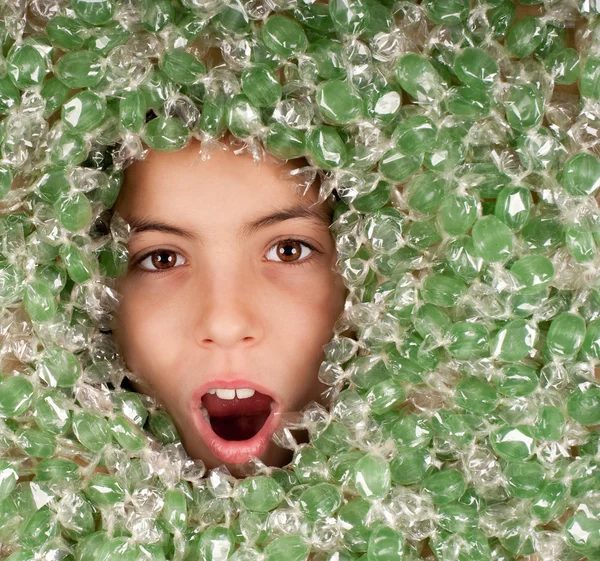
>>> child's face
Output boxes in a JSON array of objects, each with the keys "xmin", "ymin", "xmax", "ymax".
[{"xmin": 111, "ymin": 138, "xmax": 348, "ymax": 476}]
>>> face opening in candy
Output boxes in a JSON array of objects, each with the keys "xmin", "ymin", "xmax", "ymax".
[{"xmin": 200, "ymin": 390, "xmax": 276, "ymax": 442}]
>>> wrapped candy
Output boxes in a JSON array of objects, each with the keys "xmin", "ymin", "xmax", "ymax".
[{"xmin": 0, "ymin": 0, "xmax": 600, "ymax": 560}]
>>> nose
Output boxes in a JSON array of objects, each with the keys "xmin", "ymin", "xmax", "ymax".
[{"xmin": 192, "ymin": 261, "xmax": 263, "ymax": 349}]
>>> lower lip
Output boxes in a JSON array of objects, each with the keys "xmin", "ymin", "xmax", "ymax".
[{"xmin": 192, "ymin": 402, "xmax": 281, "ymax": 465}]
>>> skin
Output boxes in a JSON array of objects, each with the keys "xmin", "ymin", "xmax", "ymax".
[{"xmin": 110, "ymin": 135, "xmax": 349, "ymax": 477}]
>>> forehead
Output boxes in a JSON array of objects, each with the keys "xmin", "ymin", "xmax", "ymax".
[{"xmin": 116, "ymin": 138, "xmax": 321, "ymax": 213}]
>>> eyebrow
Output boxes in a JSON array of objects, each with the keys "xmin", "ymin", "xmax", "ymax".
[{"xmin": 125, "ymin": 201, "xmax": 333, "ymax": 243}]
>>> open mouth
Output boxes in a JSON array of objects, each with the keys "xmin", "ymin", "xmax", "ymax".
[{"xmin": 200, "ymin": 389, "xmax": 275, "ymax": 441}]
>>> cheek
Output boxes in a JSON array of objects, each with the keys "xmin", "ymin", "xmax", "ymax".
[{"xmin": 113, "ymin": 282, "xmax": 185, "ymax": 375}]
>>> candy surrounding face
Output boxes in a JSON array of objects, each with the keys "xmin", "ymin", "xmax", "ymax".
[{"xmin": 111, "ymin": 136, "xmax": 348, "ymax": 475}]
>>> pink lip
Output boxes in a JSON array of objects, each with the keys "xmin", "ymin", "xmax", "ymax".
[{"xmin": 190, "ymin": 377, "xmax": 282, "ymax": 465}]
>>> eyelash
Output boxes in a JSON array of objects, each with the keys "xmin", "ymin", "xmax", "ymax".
[{"xmin": 132, "ymin": 237, "xmax": 321, "ymax": 276}]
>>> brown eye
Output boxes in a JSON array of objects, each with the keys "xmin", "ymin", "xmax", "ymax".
[
  {"xmin": 266, "ymin": 239, "xmax": 315, "ymax": 264},
  {"xmin": 137, "ymin": 249, "xmax": 186, "ymax": 272}
]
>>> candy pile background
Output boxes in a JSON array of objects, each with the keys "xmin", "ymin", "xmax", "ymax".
[{"xmin": 1, "ymin": 0, "xmax": 600, "ymax": 559}]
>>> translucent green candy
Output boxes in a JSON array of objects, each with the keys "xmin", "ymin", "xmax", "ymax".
[
  {"xmin": 491, "ymin": 319, "xmax": 538, "ymax": 362},
  {"xmin": 316, "ymin": 80, "xmax": 363, "ymax": 125},
  {"xmin": 454, "ymin": 47, "xmax": 499, "ymax": 89},
  {"xmin": 505, "ymin": 16, "xmax": 547, "ymax": 58},
  {"xmin": 0, "ymin": 376, "xmax": 34, "ymax": 418},
  {"xmin": 395, "ymin": 53, "xmax": 442, "ymax": 99},
  {"xmin": 421, "ymin": 273, "xmax": 466, "ymax": 307},
  {"xmin": 393, "ymin": 117, "xmax": 438, "ymax": 157},
  {"xmin": 472, "ymin": 215, "xmax": 513, "ymax": 262},
  {"xmin": 241, "ymin": 64, "xmax": 282, "ymax": 108},
  {"xmin": 54, "ymin": 50, "xmax": 105, "ymax": 88},
  {"xmin": 261, "ymin": 15, "xmax": 308, "ymax": 59},
  {"xmin": 422, "ymin": 469, "xmax": 466, "ymax": 504},
  {"xmin": 494, "ymin": 186, "xmax": 532, "ymax": 231},
  {"xmin": 509, "ymin": 255, "xmax": 554, "ymax": 293},
  {"xmin": 6, "ymin": 42, "xmax": 48, "ymax": 89},
  {"xmin": 142, "ymin": 117, "xmax": 191, "ymax": 151},
  {"xmin": 560, "ymin": 152, "xmax": 600, "ymax": 196},
  {"xmin": 546, "ymin": 313, "xmax": 586, "ymax": 359},
  {"xmin": 72, "ymin": 0, "xmax": 114, "ymax": 25},
  {"xmin": 504, "ymin": 85, "xmax": 544, "ymax": 131},
  {"xmin": 61, "ymin": 91, "xmax": 107, "ymax": 133},
  {"xmin": 159, "ymin": 49, "xmax": 206, "ymax": 85},
  {"xmin": 580, "ymin": 56, "xmax": 600, "ymax": 100}
]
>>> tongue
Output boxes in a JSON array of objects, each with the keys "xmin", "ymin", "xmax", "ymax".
[
  {"xmin": 210, "ymin": 413, "xmax": 270, "ymax": 441},
  {"xmin": 201, "ymin": 390, "xmax": 273, "ymax": 417}
]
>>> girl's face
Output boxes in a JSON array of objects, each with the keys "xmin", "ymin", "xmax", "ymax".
[{"xmin": 111, "ymin": 138, "xmax": 348, "ymax": 476}]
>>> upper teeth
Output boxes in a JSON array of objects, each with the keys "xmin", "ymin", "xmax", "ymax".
[{"xmin": 207, "ymin": 388, "xmax": 256, "ymax": 399}]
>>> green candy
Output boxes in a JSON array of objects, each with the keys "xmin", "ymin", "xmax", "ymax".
[
  {"xmin": 378, "ymin": 148, "xmax": 422, "ymax": 183},
  {"xmin": 39, "ymin": 346, "xmax": 82, "ymax": 388},
  {"xmin": 226, "ymin": 94, "xmax": 263, "ymax": 138},
  {"xmin": 393, "ymin": 116, "xmax": 438, "ymax": 157},
  {"xmin": 455, "ymin": 377, "xmax": 498, "ymax": 414},
  {"xmin": 15, "ymin": 428, "xmax": 57, "ymax": 458},
  {"xmin": 0, "ymin": 75, "xmax": 21, "ymax": 115},
  {"xmin": 85, "ymin": 474, "xmax": 126, "ymax": 507},
  {"xmin": 298, "ymin": 482, "xmax": 342, "ymax": 520},
  {"xmin": 72, "ymin": 411, "xmax": 111, "ymax": 452},
  {"xmin": 504, "ymin": 85, "xmax": 544, "ymax": 131},
  {"xmin": 496, "ymin": 364, "xmax": 539, "ymax": 397},
  {"xmin": 490, "ymin": 424, "xmax": 536, "ymax": 461},
  {"xmin": 565, "ymin": 225, "xmax": 596, "ymax": 263},
  {"xmin": 421, "ymin": 273, "xmax": 466, "ymax": 307},
  {"xmin": 423, "ymin": 0, "xmax": 470, "ymax": 24},
  {"xmin": 6, "ymin": 42, "xmax": 47, "ymax": 89},
  {"xmin": 261, "ymin": 15, "xmax": 308, "ymax": 59},
  {"xmin": 454, "ymin": 47, "xmax": 499, "ymax": 89},
  {"xmin": 142, "ymin": 116, "xmax": 191, "ymax": 151},
  {"xmin": 23, "ymin": 278, "xmax": 57, "ymax": 323},
  {"xmin": 264, "ymin": 536, "xmax": 310, "ymax": 561},
  {"xmin": 494, "ymin": 186, "xmax": 532, "ymax": 231},
  {"xmin": 306, "ymin": 125, "xmax": 348, "ymax": 169},
  {"xmin": 544, "ymin": 47, "xmax": 580, "ymax": 85},
  {"xmin": 40, "ymin": 77, "xmax": 69, "ymax": 119},
  {"xmin": 119, "ymin": 90, "xmax": 147, "ymax": 132},
  {"xmin": 54, "ymin": 50, "xmax": 105, "ymax": 88},
  {"xmin": 72, "ymin": 0, "xmax": 114, "ymax": 25},
  {"xmin": 329, "ymin": 0, "xmax": 369, "ymax": 35},
  {"xmin": 159, "ymin": 49, "xmax": 206, "ymax": 85},
  {"xmin": 46, "ymin": 16, "xmax": 86, "ymax": 50},
  {"xmin": 405, "ymin": 171, "xmax": 446, "ymax": 214},
  {"xmin": 263, "ymin": 122, "xmax": 306, "ymax": 159},
  {"xmin": 422, "ymin": 469, "xmax": 466, "ymax": 505},
  {"xmin": 61, "ymin": 91, "xmax": 107, "ymax": 133},
  {"xmin": 447, "ymin": 321, "xmax": 490, "ymax": 360},
  {"xmin": 505, "ymin": 16, "xmax": 547, "ymax": 58},
  {"xmin": 509, "ymin": 255, "xmax": 554, "ymax": 293},
  {"xmin": 565, "ymin": 510, "xmax": 600, "ymax": 553},
  {"xmin": 445, "ymin": 86, "xmax": 491, "ymax": 119},
  {"xmin": 491, "ymin": 319, "xmax": 538, "ymax": 362},
  {"xmin": 237, "ymin": 476, "xmax": 285, "ymax": 512},
  {"xmin": 367, "ymin": 525, "xmax": 405, "ymax": 561},
  {"xmin": 560, "ymin": 152, "xmax": 600, "ymax": 196},
  {"xmin": 0, "ymin": 376, "xmax": 34, "ymax": 417},
  {"xmin": 567, "ymin": 386, "xmax": 600, "ymax": 426},
  {"xmin": 580, "ymin": 56, "xmax": 600, "ymax": 100},
  {"xmin": 472, "ymin": 215, "xmax": 513, "ymax": 262},
  {"xmin": 316, "ymin": 80, "xmax": 363, "ymax": 125},
  {"xmin": 241, "ymin": 64, "xmax": 282, "ymax": 108},
  {"xmin": 395, "ymin": 53, "xmax": 442, "ymax": 100},
  {"xmin": 54, "ymin": 192, "xmax": 93, "ymax": 233},
  {"xmin": 503, "ymin": 460, "xmax": 546, "ymax": 499},
  {"xmin": 546, "ymin": 313, "xmax": 586, "ymax": 359}
]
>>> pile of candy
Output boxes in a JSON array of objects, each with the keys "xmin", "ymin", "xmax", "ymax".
[{"xmin": 1, "ymin": 0, "xmax": 600, "ymax": 559}]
